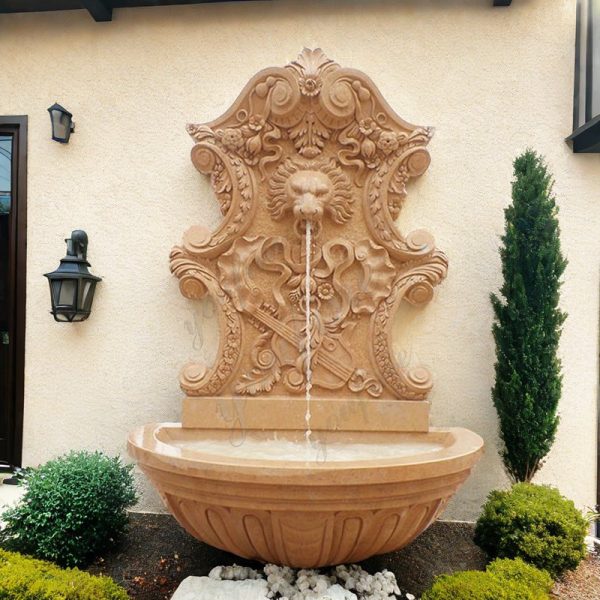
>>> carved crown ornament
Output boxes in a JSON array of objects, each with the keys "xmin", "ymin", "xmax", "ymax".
[{"xmin": 170, "ymin": 48, "xmax": 448, "ymax": 402}]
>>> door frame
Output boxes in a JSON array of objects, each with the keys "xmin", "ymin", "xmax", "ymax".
[{"xmin": 0, "ymin": 116, "xmax": 27, "ymax": 469}]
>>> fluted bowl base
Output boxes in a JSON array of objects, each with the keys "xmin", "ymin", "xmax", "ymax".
[{"xmin": 128, "ymin": 424, "xmax": 483, "ymax": 568}]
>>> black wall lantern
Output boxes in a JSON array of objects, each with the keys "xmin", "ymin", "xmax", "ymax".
[
  {"xmin": 568, "ymin": 0, "xmax": 600, "ymax": 152},
  {"xmin": 44, "ymin": 230, "xmax": 101, "ymax": 322},
  {"xmin": 47, "ymin": 103, "xmax": 75, "ymax": 144}
]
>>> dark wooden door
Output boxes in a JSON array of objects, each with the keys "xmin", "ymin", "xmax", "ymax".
[{"xmin": 0, "ymin": 117, "xmax": 27, "ymax": 469}]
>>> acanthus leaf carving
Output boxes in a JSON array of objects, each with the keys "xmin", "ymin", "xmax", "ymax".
[{"xmin": 235, "ymin": 332, "xmax": 281, "ymax": 395}]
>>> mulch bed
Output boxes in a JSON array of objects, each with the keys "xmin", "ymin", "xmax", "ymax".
[
  {"xmin": 87, "ymin": 512, "xmax": 598, "ymax": 599},
  {"xmin": 552, "ymin": 551, "xmax": 600, "ymax": 600},
  {"xmin": 88, "ymin": 513, "xmax": 252, "ymax": 600}
]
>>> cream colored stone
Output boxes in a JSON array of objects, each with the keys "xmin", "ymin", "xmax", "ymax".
[
  {"xmin": 182, "ymin": 398, "xmax": 430, "ymax": 432},
  {"xmin": 170, "ymin": 576, "xmax": 269, "ymax": 600},
  {"xmin": 0, "ymin": 0, "xmax": 595, "ymax": 521},
  {"xmin": 128, "ymin": 50, "xmax": 483, "ymax": 567},
  {"xmin": 129, "ymin": 424, "xmax": 483, "ymax": 567},
  {"xmin": 172, "ymin": 49, "xmax": 446, "ymax": 403}
]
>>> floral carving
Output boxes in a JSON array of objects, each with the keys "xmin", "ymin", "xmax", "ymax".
[
  {"xmin": 377, "ymin": 131, "xmax": 401, "ymax": 155},
  {"xmin": 359, "ymin": 118, "xmax": 378, "ymax": 137},
  {"xmin": 248, "ymin": 115, "xmax": 265, "ymax": 131},
  {"xmin": 317, "ymin": 282, "xmax": 334, "ymax": 301},
  {"xmin": 220, "ymin": 128, "xmax": 245, "ymax": 152},
  {"xmin": 173, "ymin": 49, "xmax": 448, "ymax": 401},
  {"xmin": 299, "ymin": 75, "xmax": 322, "ymax": 97}
]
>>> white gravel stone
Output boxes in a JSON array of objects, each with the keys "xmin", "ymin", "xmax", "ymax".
[
  {"xmin": 318, "ymin": 583, "xmax": 358, "ymax": 599},
  {"xmin": 171, "ymin": 576, "xmax": 270, "ymax": 600},
  {"xmin": 172, "ymin": 563, "xmax": 412, "ymax": 600}
]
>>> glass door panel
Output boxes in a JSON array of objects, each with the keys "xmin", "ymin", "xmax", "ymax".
[
  {"xmin": 0, "ymin": 133, "xmax": 13, "ymax": 466},
  {"xmin": 592, "ymin": 0, "xmax": 600, "ymax": 118}
]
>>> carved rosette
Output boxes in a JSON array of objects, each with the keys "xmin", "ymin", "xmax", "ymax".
[{"xmin": 172, "ymin": 49, "xmax": 448, "ymax": 401}]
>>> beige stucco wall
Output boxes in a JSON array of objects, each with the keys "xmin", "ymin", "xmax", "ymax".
[{"xmin": 0, "ymin": 0, "xmax": 598, "ymax": 520}]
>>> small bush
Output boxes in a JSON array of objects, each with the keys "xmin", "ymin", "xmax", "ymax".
[
  {"xmin": 0, "ymin": 548, "xmax": 128, "ymax": 599},
  {"xmin": 0, "ymin": 451, "xmax": 137, "ymax": 567},
  {"xmin": 474, "ymin": 483, "xmax": 587, "ymax": 577},
  {"xmin": 486, "ymin": 558, "xmax": 553, "ymax": 591},
  {"xmin": 422, "ymin": 558, "xmax": 553, "ymax": 600}
]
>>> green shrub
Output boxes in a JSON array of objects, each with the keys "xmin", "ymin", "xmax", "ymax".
[
  {"xmin": 486, "ymin": 558, "xmax": 553, "ymax": 591},
  {"xmin": 0, "ymin": 451, "xmax": 137, "ymax": 567},
  {"xmin": 474, "ymin": 483, "xmax": 587, "ymax": 577},
  {"xmin": 0, "ymin": 548, "xmax": 128, "ymax": 599},
  {"xmin": 422, "ymin": 558, "xmax": 553, "ymax": 600},
  {"xmin": 491, "ymin": 150, "xmax": 567, "ymax": 482}
]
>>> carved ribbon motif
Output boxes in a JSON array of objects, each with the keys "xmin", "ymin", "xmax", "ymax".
[{"xmin": 172, "ymin": 49, "xmax": 448, "ymax": 401}]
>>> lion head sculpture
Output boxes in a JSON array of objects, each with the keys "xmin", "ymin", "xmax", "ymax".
[{"xmin": 268, "ymin": 158, "xmax": 353, "ymax": 236}]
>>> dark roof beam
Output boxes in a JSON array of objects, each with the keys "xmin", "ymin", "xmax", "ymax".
[
  {"xmin": 81, "ymin": 0, "xmax": 112, "ymax": 21},
  {"xmin": 0, "ymin": 0, "xmax": 511, "ymax": 16}
]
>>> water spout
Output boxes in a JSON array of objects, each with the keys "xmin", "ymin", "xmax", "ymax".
[{"xmin": 304, "ymin": 221, "xmax": 313, "ymax": 443}]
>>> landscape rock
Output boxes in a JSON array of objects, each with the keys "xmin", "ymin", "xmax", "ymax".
[
  {"xmin": 171, "ymin": 576, "xmax": 270, "ymax": 600},
  {"xmin": 173, "ymin": 562, "xmax": 417, "ymax": 599}
]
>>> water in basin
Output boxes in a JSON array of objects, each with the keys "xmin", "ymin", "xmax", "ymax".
[{"xmin": 175, "ymin": 436, "xmax": 444, "ymax": 462}]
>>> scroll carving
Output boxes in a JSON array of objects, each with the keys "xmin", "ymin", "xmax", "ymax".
[{"xmin": 172, "ymin": 49, "xmax": 448, "ymax": 400}]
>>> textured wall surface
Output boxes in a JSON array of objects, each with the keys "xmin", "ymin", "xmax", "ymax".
[{"xmin": 0, "ymin": 0, "xmax": 598, "ymax": 519}]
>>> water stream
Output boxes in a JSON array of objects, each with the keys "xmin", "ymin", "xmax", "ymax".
[{"xmin": 304, "ymin": 221, "xmax": 313, "ymax": 443}]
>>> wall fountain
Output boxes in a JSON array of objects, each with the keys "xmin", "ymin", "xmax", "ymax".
[{"xmin": 128, "ymin": 49, "xmax": 483, "ymax": 568}]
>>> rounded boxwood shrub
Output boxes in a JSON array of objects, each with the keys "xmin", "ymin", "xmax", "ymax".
[
  {"xmin": 474, "ymin": 483, "xmax": 587, "ymax": 577},
  {"xmin": 0, "ymin": 548, "xmax": 128, "ymax": 599},
  {"xmin": 422, "ymin": 558, "xmax": 553, "ymax": 600},
  {"xmin": 0, "ymin": 451, "xmax": 137, "ymax": 567},
  {"xmin": 486, "ymin": 558, "xmax": 553, "ymax": 591}
]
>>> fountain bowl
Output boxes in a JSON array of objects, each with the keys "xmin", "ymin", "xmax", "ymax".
[{"xmin": 128, "ymin": 423, "xmax": 483, "ymax": 568}]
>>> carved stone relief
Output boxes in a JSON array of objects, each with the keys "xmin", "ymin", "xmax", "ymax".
[{"xmin": 170, "ymin": 48, "xmax": 448, "ymax": 402}]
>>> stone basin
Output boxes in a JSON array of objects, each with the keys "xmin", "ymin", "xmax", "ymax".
[{"xmin": 128, "ymin": 424, "xmax": 483, "ymax": 568}]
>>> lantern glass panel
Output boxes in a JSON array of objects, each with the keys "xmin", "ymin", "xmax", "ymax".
[
  {"xmin": 76, "ymin": 279, "xmax": 87, "ymax": 311},
  {"xmin": 51, "ymin": 280, "xmax": 60, "ymax": 306},
  {"xmin": 58, "ymin": 279, "xmax": 77, "ymax": 307},
  {"xmin": 50, "ymin": 110, "xmax": 69, "ymax": 141},
  {"xmin": 82, "ymin": 280, "xmax": 93, "ymax": 310}
]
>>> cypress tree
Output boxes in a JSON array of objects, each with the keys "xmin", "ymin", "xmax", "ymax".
[{"xmin": 491, "ymin": 150, "xmax": 567, "ymax": 483}]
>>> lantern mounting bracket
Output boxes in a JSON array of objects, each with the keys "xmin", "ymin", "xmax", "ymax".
[{"xmin": 68, "ymin": 230, "xmax": 89, "ymax": 261}]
